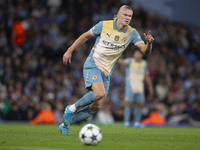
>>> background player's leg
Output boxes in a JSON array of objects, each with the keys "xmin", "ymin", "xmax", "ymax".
[
  {"xmin": 133, "ymin": 93, "xmax": 144, "ymax": 128},
  {"xmin": 134, "ymin": 104, "xmax": 142, "ymax": 123},
  {"xmin": 124, "ymin": 102, "xmax": 132, "ymax": 128},
  {"xmin": 123, "ymin": 88, "xmax": 134, "ymax": 128}
]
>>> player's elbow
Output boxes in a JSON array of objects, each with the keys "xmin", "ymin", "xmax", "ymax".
[{"xmin": 139, "ymin": 45, "xmax": 151, "ymax": 56}]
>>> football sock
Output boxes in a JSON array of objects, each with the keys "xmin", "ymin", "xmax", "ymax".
[
  {"xmin": 70, "ymin": 106, "xmax": 95, "ymax": 125},
  {"xmin": 124, "ymin": 106, "xmax": 131, "ymax": 123},
  {"xmin": 69, "ymin": 104, "xmax": 76, "ymax": 113},
  {"xmin": 134, "ymin": 107, "xmax": 142, "ymax": 123},
  {"xmin": 74, "ymin": 92, "xmax": 98, "ymax": 109}
]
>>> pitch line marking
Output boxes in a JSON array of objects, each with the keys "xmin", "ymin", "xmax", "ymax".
[{"xmin": 0, "ymin": 146, "xmax": 73, "ymax": 150}]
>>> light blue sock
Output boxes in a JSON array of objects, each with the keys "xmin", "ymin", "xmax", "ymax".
[
  {"xmin": 124, "ymin": 106, "xmax": 131, "ymax": 123},
  {"xmin": 69, "ymin": 106, "xmax": 95, "ymax": 125},
  {"xmin": 74, "ymin": 92, "xmax": 98, "ymax": 109},
  {"xmin": 134, "ymin": 107, "xmax": 142, "ymax": 122}
]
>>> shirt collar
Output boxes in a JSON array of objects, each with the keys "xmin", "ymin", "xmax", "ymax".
[{"xmin": 113, "ymin": 20, "xmax": 128, "ymax": 33}]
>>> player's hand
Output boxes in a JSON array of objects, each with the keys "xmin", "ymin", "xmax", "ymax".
[
  {"xmin": 63, "ymin": 49, "xmax": 73, "ymax": 65},
  {"xmin": 143, "ymin": 30, "xmax": 154, "ymax": 44}
]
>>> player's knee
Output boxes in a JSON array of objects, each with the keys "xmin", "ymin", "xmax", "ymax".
[
  {"xmin": 90, "ymin": 97, "xmax": 105, "ymax": 112},
  {"xmin": 124, "ymin": 102, "xmax": 132, "ymax": 107},
  {"xmin": 94, "ymin": 92, "xmax": 105, "ymax": 100},
  {"xmin": 135, "ymin": 102, "xmax": 144, "ymax": 108}
]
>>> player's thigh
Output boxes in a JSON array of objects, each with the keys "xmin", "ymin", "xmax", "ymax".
[
  {"xmin": 102, "ymin": 74, "xmax": 110, "ymax": 97},
  {"xmin": 83, "ymin": 64, "xmax": 104, "ymax": 92},
  {"xmin": 124, "ymin": 84, "xmax": 134, "ymax": 104}
]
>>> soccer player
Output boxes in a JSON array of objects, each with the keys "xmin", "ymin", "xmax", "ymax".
[
  {"xmin": 118, "ymin": 49, "xmax": 154, "ymax": 128},
  {"xmin": 59, "ymin": 5, "xmax": 154, "ymax": 135}
]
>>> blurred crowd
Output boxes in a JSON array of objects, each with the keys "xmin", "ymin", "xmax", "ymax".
[{"xmin": 0, "ymin": 0, "xmax": 200, "ymax": 126}]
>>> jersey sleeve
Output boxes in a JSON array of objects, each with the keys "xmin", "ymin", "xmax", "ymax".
[
  {"xmin": 131, "ymin": 29, "xmax": 144, "ymax": 45},
  {"xmin": 90, "ymin": 21, "xmax": 103, "ymax": 36}
]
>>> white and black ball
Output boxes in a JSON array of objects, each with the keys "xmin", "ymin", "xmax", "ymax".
[{"xmin": 79, "ymin": 124, "xmax": 102, "ymax": 145}]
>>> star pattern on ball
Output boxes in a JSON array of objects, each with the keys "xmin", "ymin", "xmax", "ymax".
[
  {"xmin": 81, "ymin": 134, "xmax": 86, "ymax": 139},
  {"xmin": 79, "ymin": 124, "xmax": 102, "ymax": 145},
  {"xmin": 91, "ymin": 134, "xmax": 97, "ymax": 141}
]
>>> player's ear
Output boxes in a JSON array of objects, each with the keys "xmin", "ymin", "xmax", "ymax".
[
  {"xmin": 113, "ymin": 14, "xmax": 117, "ymax": 20},
  {"xmin": 116, "ymin": 11, "xmax": 120, "ymax": 19}
]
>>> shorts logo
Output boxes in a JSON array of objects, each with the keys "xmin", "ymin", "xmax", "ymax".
[
  {"xmin": 92, "ymin": 75, "xmax": 98, "ymax": 80},
  {"xmin": 122, "ymin": 37, "xmax": 127, "ymax": 43},
  {"xmin": 114, "ymin": 35, "xmax": 119, "ymax": 41}
]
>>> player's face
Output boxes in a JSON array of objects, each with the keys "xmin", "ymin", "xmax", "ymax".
[
  {"xmin": 118, "ymin": 8, "xmax": 133, "ymax": 26},
  {"xmin": 134, "ymin": 50, "xmax": 143, "ymax": 61}
]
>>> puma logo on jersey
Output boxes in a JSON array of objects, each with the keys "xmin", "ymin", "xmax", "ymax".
[{"xmin": 107, "ymin": 33, "xmax": 111, "ymax": 37}]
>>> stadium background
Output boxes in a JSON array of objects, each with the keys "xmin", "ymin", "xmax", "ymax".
[{"xmin": 0, "ymin": 0, "xmax": 200, "ymax": 126}]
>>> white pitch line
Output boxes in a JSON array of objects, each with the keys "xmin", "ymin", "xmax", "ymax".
[{"xmin": 0, "ymin": 146, "xmax": 73, "ymax": 150}]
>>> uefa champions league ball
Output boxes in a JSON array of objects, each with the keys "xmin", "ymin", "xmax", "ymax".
[{"xmin": 79, "ymin": 124, "xmax": 102, "ymax": 145}]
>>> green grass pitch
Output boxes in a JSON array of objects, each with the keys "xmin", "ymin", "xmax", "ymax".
[{"xmin": 0, "ymin": 124, "xmax": 200, "ymax": 150}]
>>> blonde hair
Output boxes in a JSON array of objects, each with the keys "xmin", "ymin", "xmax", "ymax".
[{"xmin": 113, "ymin": 5, "xmax": 133, "ymax": 20}]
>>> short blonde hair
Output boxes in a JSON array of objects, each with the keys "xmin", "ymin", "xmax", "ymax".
[
  {"xmin": 113, "ymin": 5, "xmax": 133, "ymax": 20},
  {"xmin": 119, "ymin": 5, "xmax": 133, "ymax": 12}
]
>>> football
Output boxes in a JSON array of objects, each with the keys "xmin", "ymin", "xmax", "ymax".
[{"xmin": 79, "ymin": 124, "xmax": 102, "ymax": 145}]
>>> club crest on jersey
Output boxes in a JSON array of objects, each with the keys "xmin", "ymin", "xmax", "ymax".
[
  {"xmin": 114, "ymin": 35, "xmax": 119, "ymax": 41},
  {"xmin": 92, "ymin": 75, "xmax": 97, "ymax": 80},
  {"xmin": 122, "ymin": 37, "xmax": 127, "ymax": 43}
]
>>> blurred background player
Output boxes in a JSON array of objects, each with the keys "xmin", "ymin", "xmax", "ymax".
[
  {"xmin": 59, "ymin": 5, "xmax": 154, "ymax": 135},
  {"xmin": 118, "ymin": 49, "xmax": 153, "ymax": 128}
]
